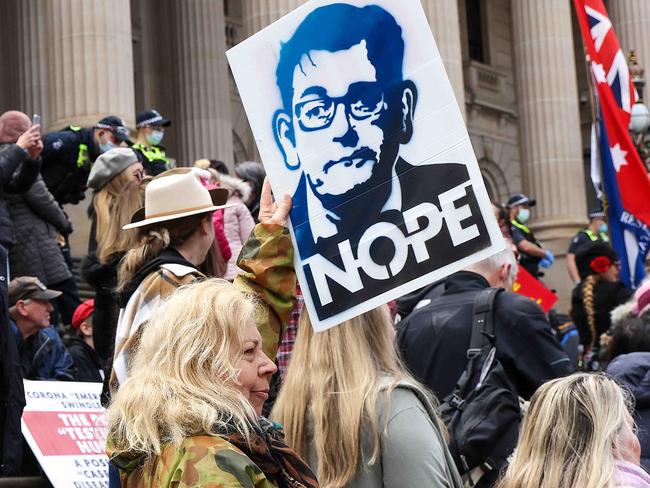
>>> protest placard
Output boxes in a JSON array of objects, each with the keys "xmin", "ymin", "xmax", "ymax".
[
  {"xmin": 227, "ymin": 0, "xmax": 504, "ymax": 330},
  {"xmin": 512, "ymin": 267, "xmax": 558, "ymax": 313},
  {"xmin": 21, "ymin": 380, "xmax": 108, "ymax": 488}
]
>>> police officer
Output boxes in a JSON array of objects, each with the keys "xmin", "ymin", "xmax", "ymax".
[
  {"xmin": 566, "ymin": 208, "xmax": 609, "ymax": 284},
  {"xmin": 508, "ymin": 193, "xmax": 554, "ymax": 277},
  {"xmin": 132, "ymin": 109, "xmax": 171, "ymax": 176},
  {"xmin": 40, "ymin": 115, "xmax": 132, "ymax": 205}
]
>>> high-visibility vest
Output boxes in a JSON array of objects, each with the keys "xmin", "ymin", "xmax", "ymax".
[
  {"xmin": 68, "ymin": 125, "xmax": 89, "ymax": 169},
  {"xmin": 510, "ymin": 219, "xmax": 531, "ymax": 235},
  {"xmin": 132, "ymin": 143, "xmax": 168, "ymax": 163},
  {"xmin": 581, "ymin": 228, "xmax": 609, "ymax": 242}
]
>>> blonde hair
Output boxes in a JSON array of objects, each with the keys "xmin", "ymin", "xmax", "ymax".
[
  {"xmin": 271, "ymin": 306, "xmax": 436, "ymax": 488},
  {"xmin": 106, "ymin": 279, "xmax": 258, "ymax": 457},
  {"xmin": 497, "ymin": 373, "xmax": 634, "ymax": 488},
  {"xmin": 94, "ymin": 176, "xmax": 147, "ymax": 263},
  {"xmin": 582, "ymin": 274, "xmax": 602, "ymax": 346}
]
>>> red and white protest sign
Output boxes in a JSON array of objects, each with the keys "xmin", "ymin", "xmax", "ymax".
[
  {"xmin": 21, "ymin": 380, "xmax": 108, "ymax": 488},
  {"xmin": 512, "ymin": 267, "xmax": 558, "ymax": 313}
]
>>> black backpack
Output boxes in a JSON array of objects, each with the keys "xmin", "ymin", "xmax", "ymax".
[{"xmin": 439, "ymin": 288, "xmax": 521, "ymax": 487}]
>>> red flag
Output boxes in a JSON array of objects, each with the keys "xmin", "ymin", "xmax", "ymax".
[
  {"xmin": 512, "ymin": 267, "xmax": 558, "ymax": 313},
  {"xmin": 574, "ymin": 0, "xmax": 650, "ymax": 228}
]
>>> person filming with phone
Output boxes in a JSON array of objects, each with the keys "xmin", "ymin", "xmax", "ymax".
[
  {"xmin": 0, "ymin": 110, "xmax": 43, "ymax": 252},
  {"xmin": 0, "ymin": 109, "xmax": 42, "ymax": 475}
]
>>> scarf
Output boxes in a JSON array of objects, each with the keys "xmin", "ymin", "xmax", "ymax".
[{"xmin": 225, "ymin": 418, "xmax": 319, "ymax": 488}]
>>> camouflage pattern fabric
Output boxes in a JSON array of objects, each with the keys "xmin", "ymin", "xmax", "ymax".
[
  {"xmin": 235, "ymin": 223, "xmax": 296, "ymax": 360},
  {"xmin": 112, "ymin": 435, "xmax": 281, "ymax": 488}
]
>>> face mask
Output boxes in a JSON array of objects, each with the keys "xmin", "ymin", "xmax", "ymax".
[
  {"xmin": 146, "ymin": 130, "xmax": 164, "ymax": 146},
  {"xmin": 99, "ymin": 140, "xmax": 117, "ymax": 153},
  {"xmin": 99, "ymin": 133, "xmax": 118, "ymax": 153},
  {"xmin": 517, "ymin": 208, "xmax": 530, "ymax": 224},
  {"xmin": 599, "ymin": 223, "xmax": 608, "ymax": 234}
]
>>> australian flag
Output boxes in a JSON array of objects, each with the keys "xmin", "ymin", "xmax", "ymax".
[{"xmin": 575, "ymin": 0, "xmax": 650, "ymax": 287}]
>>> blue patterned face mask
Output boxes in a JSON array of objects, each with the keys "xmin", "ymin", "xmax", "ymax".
[{"xmin": 146, "ymin": 130, "xmax": 164, "ymax": 146}]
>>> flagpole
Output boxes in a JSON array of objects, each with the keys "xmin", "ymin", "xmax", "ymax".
[{"xmin": 583, "ymin": 54, "xmax": 610, "ymax": 229}]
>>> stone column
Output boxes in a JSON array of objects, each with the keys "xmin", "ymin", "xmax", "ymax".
[
  {"xmin": 609, "ymin": 1, "xmax": 650, "ymax": 108},
  {"xmin": 512, "ymin": 0, "xmax": 587, "ymax": 305},
  {"xmin": 46, "ymin": 0, "xmax": 135, "ymax": 130},
  {"xmin": 171, "ymin": 0, "xmax": 232, "ymax": 164},
  {"xmin": 421, "ymin": 0, "xmax": 466, "ymax": 119},
  {"xmin": 241, "ymin": 0, "xmax": 306, "ymax": 37},
  {"xmin": 0, "ymin": 1, "xmax": 20, "ymax": 113},
  {"xmin": 15, "ymin": 0, "xmax": 49, "ymax": 128}
]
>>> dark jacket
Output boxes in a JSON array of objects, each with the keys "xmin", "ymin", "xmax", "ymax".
[
  {"xmin": 132, "ymin": 143, "xmax": 169, "ymax": 176},
  {"xmin": 62, "ymin": 335, "xmax": 103, "ymax": 383},
  {"xmin": 10, "ymin": 321, "xmax": 75, "ymax": 381},
  {"xmin": 397, "ymin": 271, "xmax": 574, "ymax": 400},
  {"xmin": 41, "ymin": 127, "xmax": 98, "ymax": 205},
  {"xmin": 0, "ymin": 245, "xmax": 26, "ymax": 475},
  {"xmin": 7, "ymin": 174, "xmax": 72, "ymax": 286},
  {"xmin": 0, "ymin": 143, "xmax": 41, "ymax": 248},
  {"xmin": 81, "ymin": 252, "xmax": 122, "ymax": 363},
  {"xmin": 571, "ymin": 280, "xmax": 633, "ymax": 346},
  {"xmin": 607, "ymin": 352, "xmax": 650, "ymax": 471}
]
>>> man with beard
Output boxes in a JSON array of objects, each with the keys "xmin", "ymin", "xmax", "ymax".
[{"xmin": 272, "ymin": 3, "xmax": 490, "ymax": 316}]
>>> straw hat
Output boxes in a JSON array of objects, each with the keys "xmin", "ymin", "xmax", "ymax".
[{"xmin": 123, "ymin": 169, "xmax": 233, "ymax": 229}]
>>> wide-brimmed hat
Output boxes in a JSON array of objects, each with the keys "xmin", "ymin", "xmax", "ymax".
[{"xmin": 123, "ymin": 169, "xmax": 232, "ymax": 229}]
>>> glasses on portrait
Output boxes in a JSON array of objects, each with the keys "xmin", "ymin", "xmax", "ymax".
[{"xmin": 294, "ymin": 90, "xmax": 386, "ymax": 131}]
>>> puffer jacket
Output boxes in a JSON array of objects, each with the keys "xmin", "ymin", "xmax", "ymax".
[
  {"xmin": 0, "ymin": 143, "xmax": 41, "ymax": 248},
  {"xmin": 219, "ymin": 174, "xmax": 255, "ymax": 280},
  {"xmin": 607, "ymin": 352, "xmax": 650, "ymax": 471},
  {"xmin": 7, "ymin": 174, "xmax": 72, "ymax": 286}
]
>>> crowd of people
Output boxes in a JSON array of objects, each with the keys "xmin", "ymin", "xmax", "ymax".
[{"xmin": 0, "ymin": 104, "xmax": 649, "ymax": 488}]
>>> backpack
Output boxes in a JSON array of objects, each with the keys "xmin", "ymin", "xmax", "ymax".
[{"xmin": 439, "ymin": 288, "xmax": 521, "ymax": 487}]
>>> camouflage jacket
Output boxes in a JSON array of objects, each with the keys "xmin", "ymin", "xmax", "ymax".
[
  {"xmin": 110, "ymin": 419, "xmax": 319, "ymax": 488},
  {"xmin": 112, "ymin": 435, "xmax": 280, "ymax": 488},
  {"xmin": 234, "ymin": 223, "xmax": 296, "ymax": 360}
]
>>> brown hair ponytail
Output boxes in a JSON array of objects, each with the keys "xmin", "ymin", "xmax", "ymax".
[
  {"xmin": 116, "ymin": 212, "xmax": 212, "ymax": 292},
  {"xmin": 581, "ymin": 274, "xmax": 601, "ymax": 347}
]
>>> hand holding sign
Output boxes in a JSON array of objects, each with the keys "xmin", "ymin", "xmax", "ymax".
[{"xmin": 258, "ymin": 177, "xmax": 292, "ymax": 227}]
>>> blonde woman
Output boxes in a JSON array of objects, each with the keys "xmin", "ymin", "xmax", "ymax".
[
  {"xmin": 83, "ymin": 147, "xmax": 145, "ymax": 363},
  {"xmin": 497, "ymin": 373, "xmax": 650, "ymax": 488},
  {"xmin": 106, "ymin": 279, "xmax": 318, "ymax": 487},
  {"xmin": 272, "ymin": 306, "xmax": 462, "ymax": 488}
]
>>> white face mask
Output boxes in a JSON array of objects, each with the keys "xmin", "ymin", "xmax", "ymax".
[{"xmin": 517, "ymin": 208, "xmax": 530, "ymax": 223}]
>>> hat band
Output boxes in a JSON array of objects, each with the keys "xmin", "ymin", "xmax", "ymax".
[
  {"xmin": 144, "ymin": 204, "xmax": 215, "ymax": 220},
  {"xmin": 137, "ymin": 116, "xmax": 163, "ymax": 128}
]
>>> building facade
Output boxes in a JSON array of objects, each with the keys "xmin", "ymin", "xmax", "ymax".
[{"xmin": 1, "ymin": 0, "xmax": 649, "ymax": 309}]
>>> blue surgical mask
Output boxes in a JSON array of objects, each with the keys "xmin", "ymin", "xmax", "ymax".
[
  {"xmin": 99, "ymin": 140, "xmax": 118, "ymax": 153},
  {"xmin": 146, "ymin": 130, "xmax": 164, "ymax": 146},
  {"xmin": 599, "ymin": 223, "xmax": 608, "ymax": 234},
  {"xmin": 517, "ymin": 208, "xmax": 530, "ymax": 224}
]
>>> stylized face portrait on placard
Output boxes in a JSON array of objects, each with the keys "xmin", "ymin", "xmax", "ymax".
[{"xmin": 228, "ymin": 0, "xmax": 504, "ymax": 330}]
